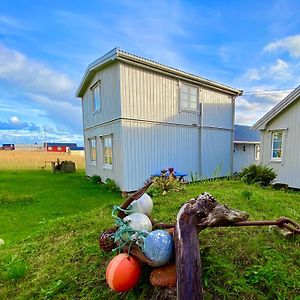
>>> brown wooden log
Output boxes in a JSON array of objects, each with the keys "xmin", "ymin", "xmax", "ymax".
[
  {"xmin": 117, "ymin": 180, "xmax": 153, "ymax": 219},
  {"xmin": 174, "ymin": 192, "xmax": 248, "ymax": 300}
]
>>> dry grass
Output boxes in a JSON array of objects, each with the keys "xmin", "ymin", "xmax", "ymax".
[{"xmin": 0, "ymin": 151, "xmax": 85, "ymax": 170}]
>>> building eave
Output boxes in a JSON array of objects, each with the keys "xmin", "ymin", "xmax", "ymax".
[{"xmin": 252, "ymin": 85, "xmax": 300, "ymax": 130}]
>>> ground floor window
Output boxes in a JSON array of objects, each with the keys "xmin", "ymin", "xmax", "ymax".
[
  {"xmin": 271, "ymin": 131, "xmax": 283, "ymax": 161},
  {"xmin": 89, "ymin": 138, "xmax": 97, "ymax": 164},
  {"xmin": 102, "ymin": 135, "xmax": 113, "ymax": 168}
]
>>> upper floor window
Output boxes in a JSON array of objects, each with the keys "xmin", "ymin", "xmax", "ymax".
[
  {"xmin": 271, "ymin": 131, "xmax": 283, "ymax": 161},
  {"xmin": 255, "ymin": 144, "xmax": 260, "ymax": 161},
  {"xmin": 180, "ymin": 84, "xmax": 198, "ymax": 111},
  {"xmin": 89, "ymin": 138, "xmax": 97, "ymax": 164},
  {"xmin": 91, "ymin": 81, "xmax": 101, "ymax": 112},
  {"xmin": 103, "ymin": 136, "xmax": 113, "ymax": 169}
]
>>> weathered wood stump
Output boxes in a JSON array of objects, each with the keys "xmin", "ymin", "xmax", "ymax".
[{"xmin": 174, "ymin": 192, "xmax": 248, "ymax": 300}]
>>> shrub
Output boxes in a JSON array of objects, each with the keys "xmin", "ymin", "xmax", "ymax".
[
  {"xmin": 240, "ymin": 164, "xmax": 277, "ymax": 186},
  {"xmin": 90, "ymin": 175, "xmax": 101, "ymax": 184},
  {"xmin": 105, "ymin": 178, "xmax": 121, "ymax": 193},
  {"xmin": 149, "ymin": 173, "xmax": 185, "ymax": 196}
]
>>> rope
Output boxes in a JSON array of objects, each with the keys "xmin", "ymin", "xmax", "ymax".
[{"xmin": 111, "ymin": 206, "xmax": 149, "ymax": 253}]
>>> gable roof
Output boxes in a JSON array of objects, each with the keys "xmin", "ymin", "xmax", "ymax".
[
  {"xmin": 252, "ymin": 85, "xmax": 300, "ymax": 130},
  {"xmin": 76, "ymin": 48, "xmax": 243, "ymax": 98},
  {"xmin": 45, "ymin": 143, "xmax": 77, "ymax": 149},
  {"xmin": 234, "ymin": 125, "xmax": 260, "ymax": 143}
]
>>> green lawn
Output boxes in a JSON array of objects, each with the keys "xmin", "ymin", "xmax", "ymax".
[{"xmin": 0, "ymin": 170, "xmax": 299, "ymax": 299}]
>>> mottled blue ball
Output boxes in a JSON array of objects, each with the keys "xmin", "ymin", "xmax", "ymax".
[{"xmin": 143, "ymin": 230, "xmax": 174, "ymax": 267}]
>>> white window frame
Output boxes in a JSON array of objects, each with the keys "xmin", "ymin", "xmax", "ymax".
[
  {"xmin": 89, "ymin": 137, "xmax": 97, "ymax": 165},
  {"xmin": 102, "ymin": 135, "xmax": 113, "ymax": 169},
  {"xmin": 91, "ymin": 81, "xmax": 101, "ymax": 113},
  {"xmin": 255, "ymin": 144, "xmax": 260, "ymax": 161},
  {"xmin": 271, "ymin": 131, "xmax": 283, "ymax": 161},
  {"xmin": 179, "ymin": 83, "xmax": 198, "ymax": 112}
]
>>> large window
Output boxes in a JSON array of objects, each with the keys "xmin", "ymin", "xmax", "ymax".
[
  {"xmin": 91, "ymin": 81, "xmax": 101, "ymax": 112},
  {"xmin": 180, "ymin": 84, "xmax": 198, "ymax": 111},
  {"xmin": 89, "ymin": 138, "xmax": 97, "ymax": 164},
  {"xmin": 271, "ymin": 131, "xmax": 283, "ymax": 160},
  {"xmin": 103, "ymin": 136, "xmax": 113, "ymax": 168}
]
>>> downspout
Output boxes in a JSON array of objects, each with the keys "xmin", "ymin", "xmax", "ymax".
[
  {"xmin": 230, "ymin": 96, "xmax": 236, "ymax": 175},
  {"xmin": 199, "ymin": 87, "xmax": 203, "ymax": 178}
]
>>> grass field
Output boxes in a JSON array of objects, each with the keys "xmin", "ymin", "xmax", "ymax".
[
  {"xmin": 0, "ymin": 150, "xmax": 85, "ymax": 170},
  {"xmin": 0, "ymin": 170, "xmax": 300, "ymax": 299}
]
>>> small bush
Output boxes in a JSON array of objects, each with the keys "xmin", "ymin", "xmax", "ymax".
[
  {"xmin": 240, "ymin": 164, "xmax": 277, "ymax": 186},
  {"xmin": 241, "ymin": 190, "xmax": 253, "ymax": 201},
  {"xmin": 149, "ymin": 174, "xmax": 185, "ymax": 196},
  {"xmin": 90, "ymin": 175, "xmax": 101, "ymax": 184},
  {"xmin": 104, "ymin": 178, "xmax": 121, "ymax": 193}
]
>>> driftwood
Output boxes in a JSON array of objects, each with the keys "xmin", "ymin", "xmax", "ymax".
[{"xmin": 174, "ymin": 193, "xmax": 248, "ymax": 300}]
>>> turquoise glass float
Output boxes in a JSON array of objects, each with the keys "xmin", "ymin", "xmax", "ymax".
[{"xmin": 143, "ymin": 230, "xmax": 174, "ymax": 267}]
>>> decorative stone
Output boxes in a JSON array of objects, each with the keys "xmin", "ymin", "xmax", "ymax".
[{"xmin": 150, "ymin": 264, "xmax": 176, "ymax": 287}]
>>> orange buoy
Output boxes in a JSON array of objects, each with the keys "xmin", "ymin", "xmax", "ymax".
[{"xmin": 106, "ymin": 253, "xmax": 141, "ymax": 292}]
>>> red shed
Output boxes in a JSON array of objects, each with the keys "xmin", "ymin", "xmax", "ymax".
[{"xmin": 45, "ymin": 143, "xmax": 77, "ymax": 153}]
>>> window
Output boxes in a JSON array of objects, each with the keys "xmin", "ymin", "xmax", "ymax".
[
  {"xmin": 91, "ymin": 81, "xmax": 101, "ymax": 112},
  {"xmin": 180, "ymin": 84, "xmax": 198, "ymax": 111},
  {"xmin": 271, "ymin": 131, "xmax": 283, "ymax": 160},
  {"xmin": 48, "ymin": 146, "xmax": 52, "ymax": 151},
  {"xmin": 103, "ymin": 136, "xmax": 113, "ymax": 168},
  {"xmin": 57, "ymin": 146, "xmax": 62, "ymax": 151},
  {"xmin": 89, "ymin": 138, "xmax": 97, "ymax": 164},
  {"xmin": 255, "ymin": 144, "xmax": 260, "ymax": 161}
]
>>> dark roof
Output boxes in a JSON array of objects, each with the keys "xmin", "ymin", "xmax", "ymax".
[
  {"xmin": 45, "ymin": 143, "xmax": 77, "ymax": 148},
  {"xmin": 71, "ymin": 146, "xmax": 84, "ymax": 150},
  {"xmin": 234, "ymin": 125, "xmax": 260, "ymax": 143}
]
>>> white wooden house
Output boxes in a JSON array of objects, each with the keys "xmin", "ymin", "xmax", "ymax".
[
  {"xmin": 252, "ymin": 85, "xmax": 300, "ymax": 189},
  {"xmin": 76, "ymin": 48, "xmax": 242, "ymax": 191},
  {"xmin": 233, "ymin": 125, "xmax": 260, "ymax": 173}
]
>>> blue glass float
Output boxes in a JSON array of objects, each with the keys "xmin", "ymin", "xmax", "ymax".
[{"xmin": 143, "ymin": 230, "xmax": 174, "ymax": 267}]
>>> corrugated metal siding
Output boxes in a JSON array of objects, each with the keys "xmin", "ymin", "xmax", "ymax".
[
  {"xmin": 201, "ymin": 128, "xmax": 232, "ymax": 178},
  {"xmin": 84, "ymin": 121, "xmax": 124, "ymax": 189},
  {"xmin": 82, "ymin": 63, "xmax": 121, "ymax": 129},
  {"xmin": 201, "ymin": 87, "xmax": 233, "ymax": 129},
  {"xmin": 120, "ymin": 63, "xmax": 199, "ymax": 125},
  {"xmin": 233, "ymin": 144, "xmax": 258, "ymax": 173},
  {"xmin": 260, "ymin": 98, "xmax": 300, "ymax": 188},
  {"xmin": 121, "ymin": 120, "xmax": 200, "ymax": 191}
]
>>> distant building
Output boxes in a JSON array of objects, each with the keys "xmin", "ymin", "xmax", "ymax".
[
  {"xmin": 14, "ymin": 143, "xmax": 44, "ymax": 151},
  {"xmin": 233, "ymin": 125, "xmax": 260, "ymax": 173},
  {"xmin": 44, "ymin": 143, "xmax": 78, "ymax": 153},
  {"xmin": 76, "ymin": 48, "xmax": 242, "ymax": 191},
  {"xmin": 252, "ymin": 85, "xmax": 300, "ymax": 189},
  {"xmin": 70, "ymin": 146, "xmax": 85, "ymax": 156},
  {"xmin": 1, "ymin": 144, "xmax": 15, "ymax": 150}
]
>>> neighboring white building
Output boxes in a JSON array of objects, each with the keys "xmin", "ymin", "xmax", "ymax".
[
  {"xmin": 252, "ymin": 85, "xmax": 300, "ymax": 189},
  {"xmin": 233, "ymin": 125, "xmax": 260, "ymax": 173},
  {"xmin": 76, "ymin": 48, "xmax": 242, "ymax": 191}
]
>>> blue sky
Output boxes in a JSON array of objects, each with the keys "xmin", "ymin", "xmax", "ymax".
[{"xmin": 1, "ymin": 0, "xmax": 300, "ymax": 146}]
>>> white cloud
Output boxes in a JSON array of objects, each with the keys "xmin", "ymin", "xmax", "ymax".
[
  {"xmin": 263, "ymin": 35, "xmax": 300, "ymax": 57},
  {"xmin": 9, "ymin": 116, "xmax": 20, "ymax": 124},
  {"xmin": 28, "ymin": 93, "xmax": 82, "ymax": 133},
  {"xmin": 0, "ymin": 45, "xmax": 74, "ymax": 96},
  {"xmin": 243, "ymin": 59, "xmax": 292, "ymax": 82}
]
